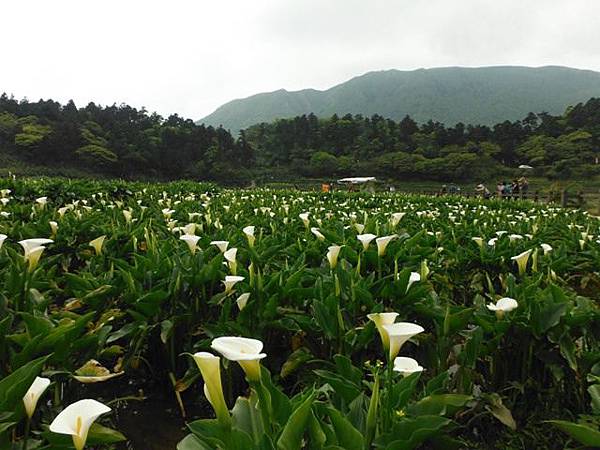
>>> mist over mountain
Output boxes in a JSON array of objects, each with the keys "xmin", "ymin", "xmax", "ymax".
[{"xmin": 199, "ymin": 66, "xmax": 600, "ymax": 132}]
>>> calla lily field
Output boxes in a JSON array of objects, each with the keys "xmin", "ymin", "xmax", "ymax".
[{"xmin": 0, "ymin": 177, "xmax": 599, "ymax": 449}]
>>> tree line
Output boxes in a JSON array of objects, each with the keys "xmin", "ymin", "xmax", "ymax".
[{"xmin": 1, "ymin": 93, "xmax": 600, "ymax": 183}]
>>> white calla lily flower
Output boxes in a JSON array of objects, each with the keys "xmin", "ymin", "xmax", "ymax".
[
  {"xmin": 242, "ymin": 226, "xmax": 255, "ymax": 247},
  {"xmin": 487, "ymin": 297, "xmax": 518, "ymax": 318},
  {"xmin": 89, "ymin": 235, "xmax": 106, "ymax": 256},
  {"xmin": 236, "ymin": 293, "xmax": 250, "ymax": 311},
  {"xmin": 180, "ymin": 234, "xmax": 201, "ymax": 255},
  {"xmin": 299, "ymin": 212, "xmax": 310, "ymax": 228},
  {"xmin": 376, "ymin": 234, "xmax": 398, "ymax": 257},
  {"xmin": 391, "ymin": 212, "xmax": 406, "ymax": 227},
  {"xmin": 223, "ymin": 275, "xmax": 244, "ymax": 294},
  {"xmin": 49, "ymin": 399, "xmax": 111, "ymax": 450},
  {"xmin": 393, "ymin": 357, "xmax": 424, "ymax": 377},
  {"xmin": 18, "ymin": 238, "xmax": 53, "ymax": 257},
  {"xmin": 310, "ymin": 227, "xmax": 325, "ymax": 241},
  {"xmin": 383, "ymin": 322, "xmax": 424, "ymax": 360},
  {"xmin": 49, "ymin": 221, "xmax": 58, "ymax": 236},
  {"xmin": 407, "ymin": 272, "xmax": 421, "ymax": 292},
  {"xmin": 511, "ymin": 249, "xmax": 532, "ymax": 276},
  {"xmin": 357, "ymin": 233, "xmax": 377, "ymax": 250},
  {"xmin": 326, "ymin": 245, "xmax": 342, "ymax": 269},
  {"xmin": 210, "ymin": 240, "xmax": 229, "ymax": 253},
  {"xmin": 224, "ymin": 247, "xmax": 238, "ymax": 274},
  {"xmin": 211, "ymin": 336, "xmax": 266, "ymax": 381},
  {"xmin": 540, "ymin": 243, "xmax": 553, "ymax": 255}
]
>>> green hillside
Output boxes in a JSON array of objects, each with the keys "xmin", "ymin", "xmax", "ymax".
[{"xmin": 199, "ymin": 66, "xmax": 600, "ymax": 132}]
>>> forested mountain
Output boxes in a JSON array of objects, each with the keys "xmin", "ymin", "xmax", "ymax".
[
  {"xmin": 200, "ymin": 66, "xmax": 600, "ymax": 132},
  {"xmin": 2, "ymin": 93, "xmax": 600, "ymax": 184}
]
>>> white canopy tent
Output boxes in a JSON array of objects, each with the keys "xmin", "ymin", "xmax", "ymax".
[{"xmin": 337, "ymin": 177, "xmax": 376, "ymax": 184}]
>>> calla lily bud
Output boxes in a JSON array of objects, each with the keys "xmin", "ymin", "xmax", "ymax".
[
  {"xmin": 192, "ymin": 352, "xmax": 231, "ymax": 425},
  {"xmin": 23, "ymin": 376, "xmax": 51, "ymax": 418},
  {"xmin": 367, "ymin": 312, "xmax": 399, "ymax": 352}
]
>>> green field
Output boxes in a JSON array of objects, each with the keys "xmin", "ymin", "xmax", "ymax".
[{"xmin": 0, "ymin": 177, "xmax": 599, "ymax": 449}]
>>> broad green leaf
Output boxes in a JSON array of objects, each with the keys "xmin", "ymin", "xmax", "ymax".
[
  {"xmin": 547, "ymin": 420, "xmax": 600, "ymax": 447},
  {"xmin": 276, "ymin": 392, "xmax": 314, "ymax": 450}
]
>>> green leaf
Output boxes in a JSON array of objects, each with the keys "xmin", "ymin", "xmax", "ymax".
[
  {"xmin": 314, "ymin": 370, "xmax": 361, "ymax": 404},
  {"xmin": 86, "ymin": 422, "xmax": 127, "ymax": 444},
  {"xmin": 325, "ymin": 407, "xmax": 364, "ymax": 450},
  {"xmin": 547, "ymin": 420, "xmax": 600, "ymax": 447},
  {"xmin": 177, "ymin": 434, "xmax": 214, "ymax": 450},
  {"xmin": 160, "ymin": 319, "xmax": 174, "ymax": 345},
  {"xmin": 0, "ymin": 354, "xmax": 50, "ymax": 415},
  {"xmin": 485, "ymin": 394, "xmax": 516, "ymax": 430},
  {"xmin": 280, "ymin": 347, "xmax": 312, "ymax": 379},
  {"xmin": 365, "ymin": 374, "xmax": 380, "ymax": 447},
  {"xmin": 375, "ymin": 415, "xmax": 451, "ymax": 449},
  {"xmin": 308, "ymin": 409, "xmax": 327, "ymax": 449},
  {"xmin": 231, "ymin": 394, "xmax": 264, "ymax": 441},
  {"xmin": 276, "ymin": 392, "xmax": 315, "ymax": 450},
  {"xmin": 0, "ymin": 421, "xmax": 16, "ymax": 434},
  {"xmin": 407, "ymin": 394, "xmax": 471, "ymax": 417},
  {"xmin": 588, "ymin": 384, "xmax": 600, "ymax": 415}
]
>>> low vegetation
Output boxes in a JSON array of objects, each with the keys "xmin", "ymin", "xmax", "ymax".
[{"xmin": 0, "ymin": 177, "xmax": 598, "ymax": 449}]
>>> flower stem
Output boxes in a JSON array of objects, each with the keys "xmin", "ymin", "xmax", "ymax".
[{"xmin": 22, "ymin": 417, "xmax": 30, "ymax": 450}]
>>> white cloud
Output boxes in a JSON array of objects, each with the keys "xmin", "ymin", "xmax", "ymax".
[{"xmin": 1, "ymin": 0, "xmax": 599, "ymax": 120}]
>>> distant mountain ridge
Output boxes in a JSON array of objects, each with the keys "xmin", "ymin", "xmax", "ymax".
[{"xmin": 198, "ymin": 66, "xmax": 600, "ymax": 132}]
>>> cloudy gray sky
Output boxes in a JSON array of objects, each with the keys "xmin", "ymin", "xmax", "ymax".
[{"xmin": 2, "ymin": 0, "xmax": 600, "ymax": 120}]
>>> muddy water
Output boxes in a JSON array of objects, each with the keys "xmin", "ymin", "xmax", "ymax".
[{"xmin": 114, "ymin": 396, "xmax": 188, "ymax": 450}]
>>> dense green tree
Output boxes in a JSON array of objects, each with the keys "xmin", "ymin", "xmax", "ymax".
[{"xmin": 2, "ymin": 94, "xmax": 600, "ymax": 183}]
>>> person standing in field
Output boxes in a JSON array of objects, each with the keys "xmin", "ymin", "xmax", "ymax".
[
  {"xmin": 475, "ymin": 183, "xmax": 491, "ymax": 199},
  {"xmin": 519, "ymin": 176, "xmax": 529, "ymax": 197},
  {"xmin": 496, "ymin": 181, "xmax": 504, "ymax": 198},
  {"xmin": 503, "ymin": 180, "xmax": 512, "ymax": 199}
]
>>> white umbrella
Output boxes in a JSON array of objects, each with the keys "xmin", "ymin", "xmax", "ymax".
[{"xmin": 518, "ymin": 165, "xmax": 533, "ymax": 169}]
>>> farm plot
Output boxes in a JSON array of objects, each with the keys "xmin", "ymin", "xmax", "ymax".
[{"xmin": 0, "ymin": 177, "xmax": 599, "ymax": 449}]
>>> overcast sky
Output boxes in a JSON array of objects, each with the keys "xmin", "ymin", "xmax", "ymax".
[{"xmin": 2, "ymin": 0, "xmax": 600, "ymax": 120}]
